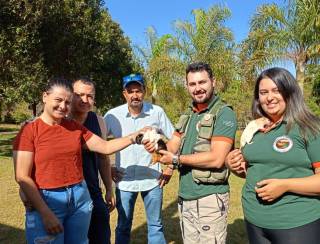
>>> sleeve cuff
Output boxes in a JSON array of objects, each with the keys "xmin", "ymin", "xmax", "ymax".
[
  {"xmin": 312, "ymin": 162, "xmax": 320, "ymax": 168},
  {"xmin": 212, "ymin": 136, "xmax": 234, "ymax": 144}
]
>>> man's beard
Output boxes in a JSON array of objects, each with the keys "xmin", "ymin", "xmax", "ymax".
[
  {"xmin": 192, "ymin": 90, "xmax": 214, "ymax": 104},
  {"xmin": 130, "ymin": 100, "xmax": 142, "ymax": 108}
]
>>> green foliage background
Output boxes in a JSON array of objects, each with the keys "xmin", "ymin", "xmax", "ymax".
[{"xmin": 0, "ymin": 0, "xmax": 319, "ymax": 123}]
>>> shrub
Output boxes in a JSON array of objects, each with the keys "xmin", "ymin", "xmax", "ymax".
[{"xmin": 10, "ymin": 102, "xmax": 33, "ymax": 124}]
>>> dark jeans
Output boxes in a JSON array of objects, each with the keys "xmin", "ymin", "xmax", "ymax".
[
  {"xmin": 88, "ymin": 197, "xmax": 111, "ymax": 244},
  {"xmin": 245, "ymin": 218, "xmax": 320, "ymax": 244}
]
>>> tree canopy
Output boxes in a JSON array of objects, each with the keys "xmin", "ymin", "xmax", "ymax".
[
  {"xmin": 0, "ymin": 0, "xmax": 135, "ymax": 116},
  {"xmin": 1, "ymin": 0, "xmax": 319, "ymax": 122},
  {"xmin": 240, "ymin": 0, "xmax": 320, "ymax": 91}
]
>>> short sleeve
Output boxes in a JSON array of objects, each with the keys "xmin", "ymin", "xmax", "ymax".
[
  {"xmin": 158, "ymin": 108, "xmax": 174, "ymax": 139},
  {"xmin": 212, "ymin": 106, "xmax": 237, "ymax": 141},
  {"xmin": 80, "ymin": 123, "xmax": 93, "ymax": 142},
  {"xmin": 13, "ymin": 124, "xmax": 35, "ymax": 152},
  {"xmin": 104, "ymin": 112, "xmax": 116, "ymax": 136},
  {"xmin": 307, "ymin": 134, "xmax": 320, "ymax": 168}
]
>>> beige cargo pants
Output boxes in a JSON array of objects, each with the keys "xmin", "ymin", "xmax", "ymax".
[{"xmin": 178, "ymin": 192, "xmax": 229, "ymax": 244}]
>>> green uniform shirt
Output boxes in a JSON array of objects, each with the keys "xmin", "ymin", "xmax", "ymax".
[
  {"xmin": 242, "ymin": 121, "xmax": 320, "ymax": 229},
  {"xmin": 178, "ymin": 95, "xmax": 237, "ymax": 200}
]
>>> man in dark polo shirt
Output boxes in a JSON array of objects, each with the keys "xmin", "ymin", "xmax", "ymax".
[
  {"xmin": 71, "ymin": 78, "xmax": 115, "ymax": 244},
  {"xmin": 144, "ymin": 62, "xmax": 237, "ymax": 244}
]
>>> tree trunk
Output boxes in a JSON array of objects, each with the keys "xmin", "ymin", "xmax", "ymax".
[
  {"xmin": 0, "ymin": 103, "xmax": 2, "ymax": 122},
  {"xmin": 151, "ymin": 82, "xmax": 157, "ymax": 104},
  {"xmin": 295, "ymin": 63, "xmax": 305, "ymax": 94},
  {"xmin": 31, "ymin": 101, "xmax": 37, "ymax": 117},
  {"xmin": 295, "ymin": 52, "xmax": 307, "ymax": 94}
]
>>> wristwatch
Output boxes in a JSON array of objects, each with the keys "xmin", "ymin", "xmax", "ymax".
[{"xmin": 172, "ymin": 154, "xmax": 181, "ymax": 169}]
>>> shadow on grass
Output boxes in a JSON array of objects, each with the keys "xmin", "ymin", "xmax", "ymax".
[
  {"xmin": 162, "ymin": 199, "xmax": 182, "ymax": 244},
  {"xmin": 0, "ymin": 124, "xmax": 19, "ymax": 133},
  {"xmin": 0, "ymin": 136, "xmax": 14, "ymax": 157},
  {"xmin": 0, "ymin": 128, "xmax": 18, "ymax": 133},
  {"xmin": 227, "ymin": 218, "xmax": 248, "ymax": 244},
  {"xmin": 0, "ymin": 223, "xmax": 25, "ymax": 244},
  {"xmin": 131, "ymin": 199, "xmax": 247, "ymax": 244},
  {"xmin": 131, "ymin": 199, "xmax": 182, "ymax": 244}
]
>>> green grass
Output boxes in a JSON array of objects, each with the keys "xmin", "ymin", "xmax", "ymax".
[
  {"xmin": 0, "ymin": 157, "xmax": 26, "ymax": 244},
  {"xmin": 109, "ymin": 173, "xmax": 247, "ymax": 244},
  {"xmin": 0, "ymin": 124, "xmax": 20, "ymax": 133},
  {"xmin": 0, "ymin": 123, "xmax": 20, "ymax": 158},
  {"xmin": 0, "ymin": 125, "xmax": 248, "ymax": 244},
  {"xmin": 0, "ymin": 134, "xmax": 16, "ymax": 158}
]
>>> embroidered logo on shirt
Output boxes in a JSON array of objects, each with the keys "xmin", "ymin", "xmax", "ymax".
[
  {"xmin": 273, "ymin": 136, "xmax": 293, "ymax": 153},
  {"xmin": 223, "ymin": 120, "xmax": 234, "ymax": 127}
]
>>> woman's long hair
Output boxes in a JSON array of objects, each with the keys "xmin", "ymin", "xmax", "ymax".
[{"xmin": 252, "ymin": 67, "xmax": 320, "ymax": 137}]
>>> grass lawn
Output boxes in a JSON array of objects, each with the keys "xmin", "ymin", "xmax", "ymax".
[
  {"xmin": 0, "ymin": 126, "xmax": 247, "ymax": 244},
  {"xmin": 0, "ymin": 124, "xmax": 20, "ymax": 133}
]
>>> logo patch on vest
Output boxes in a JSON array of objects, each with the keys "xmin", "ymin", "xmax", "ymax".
[
  {"xmin": 273, "ymin": 136, "xmax": 293, "ymax": 153},
  {"xmin": 204, "ymin": 114, "xmax": 212, "ymax": 121}
]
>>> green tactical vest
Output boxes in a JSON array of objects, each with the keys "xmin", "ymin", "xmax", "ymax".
[{"xmin": 176, "ymin": 98, "xmax": 231, "ymax": 184}]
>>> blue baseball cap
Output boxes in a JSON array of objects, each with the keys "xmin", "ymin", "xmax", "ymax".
[{"xmin": 122, "ymin": 73, "xmax": 144, "ymax": 88}]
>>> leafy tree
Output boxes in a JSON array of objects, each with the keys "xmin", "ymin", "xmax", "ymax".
[
  {"xmin": 172, "ymin": 6, "xmax": 237, "ymax": 91},
  {"xmin": 241, "ymin": 0, "xmax": 320, "ymax": 91},
  {"xmin": 135, "ymin": 27, "xmax": 176, "ymax": 104},
  {"xmin": 304, "ymin": 63, "xmax": 320, "ymax": 115},
  {"xmin": 134, "ymin": 7, "xmax": 243, "ymax": 122},
  {"xmin": 134, "ymin": 27, "xmax": 188, "ymax": 122},
  {"xmin": 0, "ymin": 0, "xmax": 135, "ymax": 117}
]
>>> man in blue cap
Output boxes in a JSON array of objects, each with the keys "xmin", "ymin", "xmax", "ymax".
[{"xmin": 104, "ymin": 73, "xmax": 174, "ymax": 244}]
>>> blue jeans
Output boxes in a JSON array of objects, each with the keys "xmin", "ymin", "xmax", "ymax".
[
  {"xmin": 115, "ymin": 186, "xmax": 166, "ymax": 244},
  {"xmin": 88, "ymin": 196, "xmax": 111, "ymax": 244},
  {"xmin": 25, "ymin": 181, "xmax": 93, "ymax": 244}
]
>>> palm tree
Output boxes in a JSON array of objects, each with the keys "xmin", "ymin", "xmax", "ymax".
[
  {"xmin": 173, "ymin": 6, "xmax": 237, "ymax": 91},
  {"xmin": 134, "ymin": 27, "xmax": 179, "ymax": 104},
  {"xmin": 241, "ymin": 0, "xmax": 320, "ymax": 91}
]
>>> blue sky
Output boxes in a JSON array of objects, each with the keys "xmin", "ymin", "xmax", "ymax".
[
  {"xmin": 105, "ymin": 0, "xmax": 294, "ymax": 73},
  {"xmin": 105, "ymin": 0, "xmax": 282, "ymax": 45}
]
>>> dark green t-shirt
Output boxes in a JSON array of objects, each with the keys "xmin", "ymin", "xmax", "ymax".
[
  {"xmin": 242, "ymin": 121, "xmax": 320, "ymax": 229},
  {"xmin": 178, "ymin": 96, "xmax": 237, "ymax": 200}
]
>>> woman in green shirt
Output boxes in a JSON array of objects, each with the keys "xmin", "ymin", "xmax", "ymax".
[{"xmin": 226, "ymin": 67, "xmax": 320, "ymax": 244}]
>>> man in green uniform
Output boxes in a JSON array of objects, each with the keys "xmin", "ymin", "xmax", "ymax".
[{"xmin": 145, "ymin": 62, "xmax": 237, "ymax": 243}]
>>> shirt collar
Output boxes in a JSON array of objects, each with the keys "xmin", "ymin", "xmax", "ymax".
[
  {"xmin": 125, "ymin": 102, "xmax": 150, "ymax": 117},
  {"xmin": 190, "ymin": 94, "xmax": 218, "ymax": 113}
]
